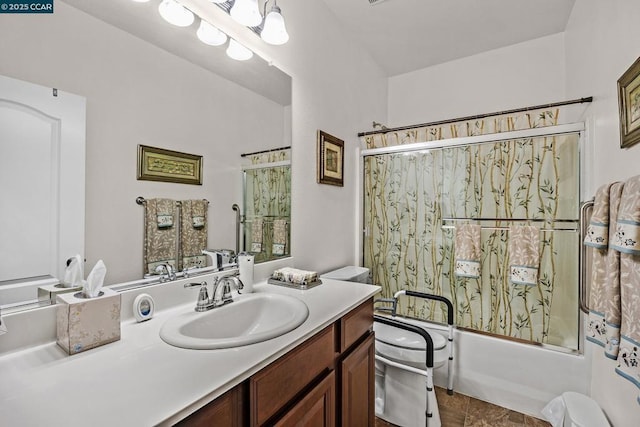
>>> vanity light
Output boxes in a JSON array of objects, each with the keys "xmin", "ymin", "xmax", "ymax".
[
  {"xmin": 260, "ymin": 2, "xmax": 289, "ymax": 45},
  {"xmin": 158, "ymin": 0, "xmax": 194, "ymax": 27},
  {"xmin": 197, "ymin": 20, "xmax": 228, "ymax": 46},
  {"xmin": 226, "ymin": 39, "xmax": 253, "ymax": 61},
  {"xmin": 230, "ymin": 0, "xmax": 262, "ymax": 27}
]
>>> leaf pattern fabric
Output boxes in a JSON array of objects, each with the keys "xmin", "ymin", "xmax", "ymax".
[
  {"xmin": 455, "ymin": 223, "xmax": 482, "ymax": 278},
  {"xmin": 362, "ymin": 108, "xmax": 581, "ymax": 349},
  {"xmin": 144, "ymin": 198, "xmax": 177, "ymax": 275},
  {"xmin": 508, "ymin": 226, "xmax": 540, "ymax": 286},
  {"xmin": 586, "ymin": 182, "xmax": 623, "ymax": 359},
  {"xmin": 180, "ymin": 200, "xmax": 208, "ymax": 270}
]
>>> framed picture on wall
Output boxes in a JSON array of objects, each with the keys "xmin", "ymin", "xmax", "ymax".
[
  {"xmin": 618, "ymin": 56, "xmax": 640, "ymax": 149},
  {"xmin": 137, "ymin": 145, "xmax": 203, "ymax": 185},
  {"xmin": 317, "ymin": 130, "xmax": 344, "ymax": 187}
]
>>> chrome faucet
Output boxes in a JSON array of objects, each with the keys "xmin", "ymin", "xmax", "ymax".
[
  {"xmin": 184, "ymin": 271, "xmax": 244, "ymax": 312},
  {"xmin": 155, "ymin": 263, "xmax": 176, "ymax": 282}
]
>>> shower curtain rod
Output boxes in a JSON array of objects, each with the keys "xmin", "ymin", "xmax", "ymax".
[
  {"xmin": 240, "ymin": 145, "xmax": 291, "ymax": 158},
  {"xmin": 357, "ymin": 96, "xmax": 593, "ymax": 137}
]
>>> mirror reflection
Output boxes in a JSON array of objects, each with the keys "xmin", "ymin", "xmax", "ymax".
[{"xmin": 0, "ymin": 0, "xmax": 292, "ymax": 311}]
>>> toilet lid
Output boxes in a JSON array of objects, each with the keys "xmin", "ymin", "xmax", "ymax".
[
  {"xmin": 562, "ymin": 392, "xmax": 610, "ymax": 427},
  {"xmin": 373, "ymin": 321, "xmax": 447, "ymax": 351}
]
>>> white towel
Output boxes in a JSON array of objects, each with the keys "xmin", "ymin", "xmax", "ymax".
[
  {"xmin": 454, "ymin": 223, "xmax": 481, "ymax": 278},
  {"xmin": 613, "ymin": 175, "xmax": 640, "ymax": 392},
  {"xmin": 586, "ymin": 182, "xmax": 624, "ymax": 359},
  {"xmin": 508, "ymin": 225, "xmax": 540, "ymax": 286}
]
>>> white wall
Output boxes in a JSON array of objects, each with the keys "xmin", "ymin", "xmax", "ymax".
[
  {"xmin": 256, "ymin": 1, "xmax": 388, "ymax": 273},
  {"xmin": 565, "ymin": 1, "xmax": 640, "ymax": 425},
  {"xmin": 0, "ymin": 3, "xmax": 285, "ymax": 284},
  {"xmin": 387, "ymin": 33, "xmax": 566, "ymax": 127}
]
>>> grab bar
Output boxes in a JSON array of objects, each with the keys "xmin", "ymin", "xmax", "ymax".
[
  {"xmin": 392, "ymin": 290, "xmax": 455, "ymax": 395},
  {"xmin": 374, "ymin": 315, "xmax": 434, "ymax": 426},
  {"xmin": 232, "ymin": 204, "xmax": 241, "ymax": 256},
  {"xmin": 579, "ymin": 200, "xmax": 594, "ymax": 314}
]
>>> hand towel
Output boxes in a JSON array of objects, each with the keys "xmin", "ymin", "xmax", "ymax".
[
  {"xmin": 144, "ymin": 198, "xmax": 178, "ymax": 275},
  {"xmin": 586, "ymin": 182, "xmax": 624, "ymax": 359},
  {"xmin": 272, "ymin": 219, "xmax": 287, "ymax": 256},
  {"xmin": 613, "ymin": 176, "xmax": 640, "ymax": 392},
  {"xmin": 180, "ymin": 200, "xmax": 208, "ymax": 270},
  {"xmin": 272, "ymin": 267, "xmax": 318, "ymax": 285},
  {"xmin": 251, "ymin": 218, "xmax": 264, "ymax": 253},
  {"xmin": 611, "ymin": 174, "xmax": 640, "ymax": 255},
  {"xmin": 584, "ymin": 183, "xmax": 615, "ymax": 249},
  {"xmin": 508, "ymin": 225, "xmax": 540, "ymax": 286},
  {"xmin": 454, "ymin": 223, "xmax": 482, "ymax": 278}
]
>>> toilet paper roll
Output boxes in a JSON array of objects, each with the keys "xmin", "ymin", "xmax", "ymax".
[{"xmin": 238, "ymin": 253, "xmax": 254, "ymax": 293}]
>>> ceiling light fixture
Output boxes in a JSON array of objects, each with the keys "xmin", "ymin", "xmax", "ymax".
[
  {"xmin": 230, "ymin": 0, "xmax": 262, "ymax": 28},
  {"xmin": 197, "ymin": 19, "xmax": 228, "ymax": 46},
  {"xmin": 226, "ymin": 39, "xmax": 254, "ymax": 61},
  {"xmin": 261, "ymin": 1, "xmax": 289, "ymax": 45},
  {"xmin": 158, "ymin": 0, "xmax": 194, "ymax": 27}
]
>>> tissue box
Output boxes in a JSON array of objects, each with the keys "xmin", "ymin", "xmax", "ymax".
[{"xmin": 56, "ymin": 287, "xmax": 121, "ymax": 355}]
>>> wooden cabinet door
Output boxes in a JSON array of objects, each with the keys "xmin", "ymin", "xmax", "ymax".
[
  {"xmin": 340, "ymin": 332, "xmax": 375, "ymax": 427},
  {"xmin": 175, "ymin": 382, "xmax": 246, "ymax": 426},
  {"xmin": 273, "ymin": 371, "xmax": 335, "ymax": 427}
]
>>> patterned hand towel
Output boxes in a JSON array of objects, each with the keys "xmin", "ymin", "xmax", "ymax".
[
  {"xmin": 454, "ymin": 223, "xmax": 482, "ymax": 278},
  {"xmin": 508, "ymin": 225, "xmax": 540, "ymax": 286},
  {"xmin": 144, "ymin": 198, "xmax": 177, "ymax": 275},
  {"xmin": 586, "ymin": 182, "xmax": 624, "ymax": 359},
  {"xmin": 251, "ymin": 218, "xmax": 264, "ymax": 253},
  {"xmin": 584, "ymin": 183, "xmax": 615, "ymax": 249},
  {"xmin": 611, "ymin": 174, "xmax": 640, "ymax": 255},
  {"xmin": 180, "ymin": 200, "xmax": 208, "ymax": 270},
  {"xmin": 272, "ymin": 219, "xmax": 287, "ymax": 256},
  {"xmin": 612, "ymin": 176, "xmax": 640, "ymax": 392}
]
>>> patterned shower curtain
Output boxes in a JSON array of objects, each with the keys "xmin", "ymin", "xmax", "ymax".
[
  {"xmin": 362, "ymin": 108, "xmax": 582, "ymax": 349},
  {"xmin": 243, "ymin": 149, "xmax": 291, "ymax": 263}
]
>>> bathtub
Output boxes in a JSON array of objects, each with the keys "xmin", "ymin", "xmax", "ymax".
[{"xmin": 375, "ymin": 314, "xmax": 592, "ymax": 418}]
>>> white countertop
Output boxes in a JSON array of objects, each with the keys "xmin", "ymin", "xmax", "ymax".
[{"xmin": 0, "ymin": 278, "xmax": 379, "ymax": 426}]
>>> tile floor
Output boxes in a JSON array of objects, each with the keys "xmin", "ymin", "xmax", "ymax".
[{"xmin": 375, "ymin": 387, "xmax": 552, "ymax": 427}]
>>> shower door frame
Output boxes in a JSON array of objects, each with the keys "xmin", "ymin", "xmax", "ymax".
[{"xmin": 356, "ymin": 122, "xmax": 589, "ymax": 354}]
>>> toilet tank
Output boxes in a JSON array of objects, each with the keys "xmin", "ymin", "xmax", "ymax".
[{"xmin": 321, "ymin": 266, "xmax": 370, "ymax": 283}]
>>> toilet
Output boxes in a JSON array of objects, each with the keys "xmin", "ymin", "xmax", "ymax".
[
  {"xmin": 560, "ymin": 392, "xmax": 610, "ymax": 427},
  {"xmin": 543, "ymin": 391, "xmax": 610, "ymax": 427},
  {"xmin": 373, "ymin": 317, "xmax": 450, "ymax": 427}
]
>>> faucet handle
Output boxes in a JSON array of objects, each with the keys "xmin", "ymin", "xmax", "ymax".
[{"xmin": 185, "ymin": 281, "xmax": 210, "ymax": 311}]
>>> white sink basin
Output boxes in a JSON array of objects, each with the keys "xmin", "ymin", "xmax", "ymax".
[{"xmin": 159, "ymin": 293, "xmax": 309, "ymax": 349}]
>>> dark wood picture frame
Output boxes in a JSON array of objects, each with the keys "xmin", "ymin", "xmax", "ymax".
[
  {"xmin": 137, "ymin": 144, "xmax": 203, "ymax": 185},
  {"xmin": 317, "ymin": 130, "xmax": 344, "ymax": 187},
  {"xmin": 618, "ymin": 56, "xmax": 640, "ymax": 148}
]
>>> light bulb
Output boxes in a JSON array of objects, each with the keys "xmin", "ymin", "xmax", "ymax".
[
  {"xmin": 158, "ymin": 0, "xmax": 194, "ymax": 27},
  {"xmin": 208, "ymin": 0, "xmax": 226, "ymax": 3},
  {"xmin": 230, "ymin": 0, "xmax": 262, "ymax": 27},
  {"xmin": 197, "ymin": 20, "xmax": 227, "ymax": 46},
  {"xmin": 131, "ymin": 0, "xmax": 151, "ymax": 3},
  {"xmin": 226, "ymin": 39, "xmax": 253, "ymax": 61},
  {"xmin": 261, "ymin": 5, "xmax": 289, "ymax": 45}
]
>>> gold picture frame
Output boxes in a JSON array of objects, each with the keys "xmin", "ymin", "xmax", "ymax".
[
  {"xmin": 618, "ymin": 56, "xmax": 640, "ymax": 148},
  {"xmin": 317, "ymin": 130, "xmax": 344, "ymax": 187},
  {"xmin": 137, "ymin": 145, "xmax": 203, "ymax": 185}
]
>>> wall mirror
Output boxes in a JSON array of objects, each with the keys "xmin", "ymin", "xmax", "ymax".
[{"xmin": 0, "ymin": 0, "xmax": 292, "ymax": 313}]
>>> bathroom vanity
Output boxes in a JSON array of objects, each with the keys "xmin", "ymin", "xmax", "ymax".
[{"xmin": 0, "ymin": 274, "xmax": 379, "ymax": 426}]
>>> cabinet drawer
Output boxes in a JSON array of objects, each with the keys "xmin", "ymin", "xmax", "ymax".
[
  {"xmin": 250, "ymin": 324, "xmax": 336, "ymax": 426},
  {"xmin": 340, "ymin": 298, "xmax": 373, "ymax": 352}
]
